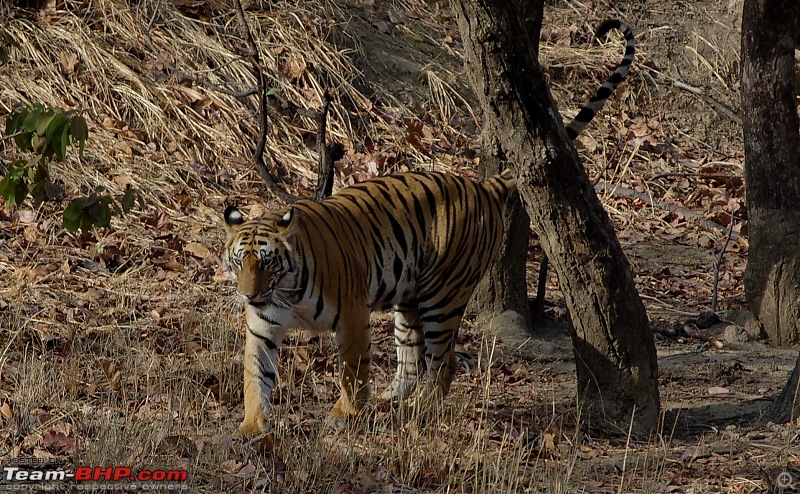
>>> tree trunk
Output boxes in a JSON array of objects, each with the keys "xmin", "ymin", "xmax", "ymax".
[
  {"xmin": 454, "ymin": 0, "xmax": 660, "ymax": 436},
  {"xmin": 467, "ymin": 3, "xmax": 543, "ymax": 339},
  {"xmin": 767, "ymin": 353, "xmax": 800, "ymax": 423},
  {"xmin": 468, "ymin": 126, "xmax": 532, "ymax": 339},
  {"xmin": 741, "ymin": 0, "xmax": 800, "ymax": 421},
  {"xmin": 741, "ymin": 0, "xmax": 800, "ymax": 347}
]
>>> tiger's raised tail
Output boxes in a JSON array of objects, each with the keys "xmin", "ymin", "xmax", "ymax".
[{"xmin": 565, "ymin": 20, "xmax": 635, "ymax": 140}]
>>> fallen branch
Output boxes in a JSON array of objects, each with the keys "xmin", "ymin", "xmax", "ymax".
[
  {"xmin": 672, "ymin": 81, "xmax": 742, "ymax": 126},
  {"xmin": 650, "ymin": 171, "xmax": 740, "ymax": 182}
]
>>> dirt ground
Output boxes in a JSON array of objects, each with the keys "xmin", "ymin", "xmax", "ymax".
[{"xmin": 1, "ymin": 0, "xmax": 799, "ymax": 492}]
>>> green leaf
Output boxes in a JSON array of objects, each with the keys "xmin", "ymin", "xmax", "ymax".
[
  {"xmin": 87, "ymin": 200, "xmax": 111, "ymax": 227},
  {"xmin": 22, "ymin": 106, "xmax": 42, "ymax": 133},
  {"xmin": 0, "ymin": 161, "xmax": 32, "ymax": 206},
  {"xmin": 63, "ymin": 197, "xmax": 85, "ymax": 221},
  {"xmin": 8, "ymin": 162, "xmax": 27, "ymax": 179},
  {"xmin": 12, "ymin": 177, "xmax": 28, "ymax": 205},
  {"xmin": 5, "ymin": 109, "xmax": 25, "ymax": 135},
  {"xmin": 0, "ymin": 174, "xmax": 17, "ymax": 206},
  {"xmin": 63, "ymin": 198, "xmax": 87, "ymax": 231},
  {"xmin": 265, "ymin": 87, "xmax": 279, "ymax": 97},
  {"xmin": 13, "ymin": 131, "xmax": 31, "ymax": 152},
  {"xmin": 57, "ymin": 123, "xmax": 69, "ymax": 160},
  {"xmin": 40, "ymin": 111, "xmax": 69, "ymax": 160},
  {"xmin": 31, "ymin": 134, "xmax": 46, "ymax": 154},
  {"xmin": 35, "ymin": 110, "xmax": 56, "ymax": 136},
  {"xmin": 120, "ymin": 188, "xmax": 136, "ymax": 213},
  {"xmin": 70, "ymin": 115, "xmax": 89, "ymax": 156}
]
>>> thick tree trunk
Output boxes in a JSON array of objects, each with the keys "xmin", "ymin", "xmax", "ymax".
[
  {"xmin": 467, "ymin": 3, "xmax": 543, "ymax": 338},
  {"xmin": 454, "ymin": 0, "xmax": 660, "ymax": 436},
  {"xmin": 741, "ymin": 0, "xmax": 800, "ymax": 347},
  {"xmin": 741, "ymin": 0, "xmax": 800, "ymax": 422}
]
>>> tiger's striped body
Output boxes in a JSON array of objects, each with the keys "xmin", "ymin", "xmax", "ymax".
[{"xmin": 223, "ymin": 20, "xmax": 635, "ymax": 435}]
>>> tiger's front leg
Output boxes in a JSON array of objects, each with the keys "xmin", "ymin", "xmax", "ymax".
[
  {"xmin": 240, "ymin": 305, "xmax": 288, "ymax": 435},
  {"xmin": 327, "ymin": 311, "xmax": 372, "ymax": 426}
]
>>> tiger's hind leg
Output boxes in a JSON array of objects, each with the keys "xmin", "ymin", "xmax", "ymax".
[
  {"xmin": 419, "ymin": 305, "xmax": 466, "ymax": 400},
  {"xmin": 380, "ymin": 306, "xmax": 426, "ymax": 401}
]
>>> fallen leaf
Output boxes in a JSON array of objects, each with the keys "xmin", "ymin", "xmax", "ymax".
[
  {"xmin": 221, "ymin": 459, "xmax": 242, "ymax": 474},
  {"xmin": 0, "ymin": 402, "xmax": 12, "ymax": 421},
  {"xmin": 236, "ymin": 461, "xmax": 257, "ymax": 477},
  {"xmin": 113, "ymin": 140, "xmax": 133, "ymax": 156},
  {"xmin": 42, "ymin": 429, "xmax": 76, "ymax": 455},
  {"xmin": 541, "ymin": 432, "xmax": 557, "ymax": 453},
  {"xmin": 153, "ymin": 258, "xmax": 185, "ymax": 272},
  {"xmin": 59, "ymin": 52, "xmax": 79, "ymax": 75},
  {"xmin": 281, "ymin": 52, "xmax": 306, "ymax": 80},
  {"xmin": 13, "ymin": 210, "xmax": 37, "ymax": 224},
  {"xmin": 184, "ymin": 241, "xmax": 212, "ymax": 260}
]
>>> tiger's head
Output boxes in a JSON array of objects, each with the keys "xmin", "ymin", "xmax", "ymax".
[{"xmin": 223, "ymin": 206, "xmax": 297, "ymax": 306}]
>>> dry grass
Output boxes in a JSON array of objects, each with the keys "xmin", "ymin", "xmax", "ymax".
[{"xmin": 0, "ymin": 0, "xmax": 785, "ymax": 492}]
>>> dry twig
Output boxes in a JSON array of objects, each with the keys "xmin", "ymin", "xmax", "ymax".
[{"xmin": 314, "ymin": 91, "xmax": 344, "ymax": 200}]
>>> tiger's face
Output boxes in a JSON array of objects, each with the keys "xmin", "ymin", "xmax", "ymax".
[{"xmin": 223, "ymin": 206, "xmax": 295, "ymax": 306}]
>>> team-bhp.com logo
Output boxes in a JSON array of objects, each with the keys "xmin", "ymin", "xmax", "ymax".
[{"xmin": 1, "ymin": 459, "xmax": 188, "ymax": 491}]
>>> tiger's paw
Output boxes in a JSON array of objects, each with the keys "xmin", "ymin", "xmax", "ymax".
[
  {"xmin": 238, "ymin": 414, "xmax": 268, "ymax": 436},
  {"xmin": 325, "ymin": 395, "xmax": 368, "ymax": 430}
]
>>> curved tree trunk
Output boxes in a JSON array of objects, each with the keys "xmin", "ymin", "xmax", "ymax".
[
  {"xmin": 741, "ymin": 0, "xmax": 800, "ymax": 421},
  {"xmin": 454, "ymin": 0, "xmax": 660, "ymax": 436}
]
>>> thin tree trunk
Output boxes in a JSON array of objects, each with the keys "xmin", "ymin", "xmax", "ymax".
[
  {"xmin": 454, "ymin": 0, "xmax": 659, "ymax": 436},
  {"xmin": 741, "ymin": 0, "xmax": 800, "ymax": 421},
  {"xmin": 468, "ymin": 127, "xmax": 531, "ymax": 339}
]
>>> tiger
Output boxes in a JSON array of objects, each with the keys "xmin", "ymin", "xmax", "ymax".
[{"xmin": 223, "ymin": 19, "xmax": 635, "ymax": 435}]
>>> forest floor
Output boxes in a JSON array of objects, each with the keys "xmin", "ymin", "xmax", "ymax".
[{"xmin": 0, "ymin": 0, "xmax": 798, "ymax": 492}]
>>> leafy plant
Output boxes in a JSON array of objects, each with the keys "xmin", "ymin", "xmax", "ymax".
[{"xmin": 2, "ymin": 103, "xmax": 141, "ymax": 231}]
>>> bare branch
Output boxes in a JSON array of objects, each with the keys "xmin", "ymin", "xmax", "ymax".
[
  {"xmin": 231, "ymin": 0, "xmax": 297, "ymax": 202},
  {"xmin": 314, "ymin": 91, "xmax": 344, "ymax": 201}
]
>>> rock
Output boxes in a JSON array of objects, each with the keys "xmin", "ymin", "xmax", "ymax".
[
  {"xmin": 722, "ymin": 324, "xmax": 750, "ymax": 344},
  {"xmin": 697, "ymin": 234, "xmax": 715, "ymax": 249},
  {"xmin": 489, "ymin": 310, "xmax": 530, "ymax": 345},
  {"xmin": 696, "ymin": 310, "xmax": 721, "ymax": 329},
  {"xmin": 734, "ymin": 310, "xmax": 765, "ymax": 340}
]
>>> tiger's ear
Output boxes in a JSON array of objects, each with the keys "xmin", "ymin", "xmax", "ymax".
[
  {"xmin": 224, "ymin": 206, "xmax": 245, "ymax": 237},
  {"xmin": 276, "ymin": 208, "xmax": 294, "ymax": 228}
]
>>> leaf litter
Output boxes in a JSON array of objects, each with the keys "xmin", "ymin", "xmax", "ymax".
[{"xmin": 0, "ymin": 0, "xmax": 797, "ymax": 492}]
